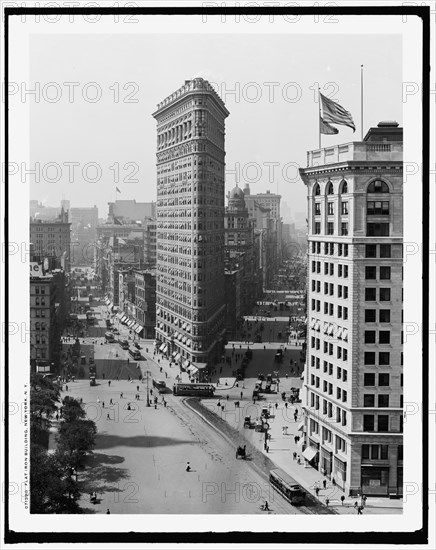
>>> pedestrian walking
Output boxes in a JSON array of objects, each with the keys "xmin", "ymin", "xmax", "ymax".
[
  {"xmin": 293, "ymin": 451, "xmax": 297, "ymax": 460},
  {"xmin": 240, "ymin": 391, "xmax": 243, "ymax": 399},
  {"xmin": 106, "ymin": 413, "xmax": 110, "ymax": 420},
  {"xmin": 265, "ymin": 445, "xmax": 269, "ymax": 453},
  {"xmin": 362, "ymin": 494, "xmax": 367, "ymax": 506},
  {"xmin": 285, "ymin": 402, "xmax": 288, "ymax": 409},
  {"xmin": 102, "ymin": 401, "xmax": 105, "ymax": 408},
  {"xmin": 110, "ymin": 398, "xmax": 113, "ymax": 405},
  {"xmin": 186, "ymin": 462, "xmax": 191, "ymax": 472},
  {"xmin": 315, "ymin": 487, "xmax": 320, "ymax": 497},
  {"xmin": 294, "ymin": 435, "xmax": 298, "ymax": 444},
  {"xmin": 106, "ymin": 508, "xmax": 111, "ymax": 514},
  {"xmin": 340, "ymin": 495, "xmax": 345, "ymax": 506},
  {"xmin": 357, "ymin": 505, "xmax": 363, "ymax": 515},
  {"xmin": 294, "ymin": 412, "xmax": 298, "ymax": 422},
  {"xmin": 332, "ymin": 476, "xmax": 336, "ymax": 486},
  {"xmin": 325, "ymin": 498, "xmax": 329, "ymax": 507},
  {"xmin": 323, "ymin": 479, "xmax": 327, "ymax": 489},
  {"xmin": 65, "ymin": 385, "xmax": 68, "ymax": 391},
  {"xmin": 120, "ymin": 392, "xmax": 123, "ymax": 399},
  {"xmin": 108, "ymin": 380, "xmax": 111, "ymax": 387},
  {"xmin": 354, "ymin": 501, "xmax": 358, "ymax": 509},
  {"xmin": 275, "ymin": 402, "xmax": 278, "ymax": 410}
]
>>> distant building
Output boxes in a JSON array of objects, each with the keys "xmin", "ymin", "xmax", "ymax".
[
  {"xmin": 299, "ymin": 121, "xmax": 403, "ymax": 497},
  {"xmin": 30, "ymin": 207, "xmax": 71, "ymax": 272},
  {"xmin": 153, "ymin": 78, "xmax": 228, "ymax": 379},
  {"xmin": 224, "ymin": 185, "xmax": 262, "ymax": 334},
  {"xmin": 69, "ymin": 206, "xmax": 99, "ymax": 266},
  {"xmin": 108, "ymin": 200, "xmax": 156, "ymax": 223},
  {"xmin": 242, "ymin": 184, "xmax": 282, "ymax": 285},
  {"xmin": 29, "ymin": 201, "xmax": 61, "ymax": 221},
  {"xmin": 30, "ymin": 268, "xmax": 68, "ymax": 371}
]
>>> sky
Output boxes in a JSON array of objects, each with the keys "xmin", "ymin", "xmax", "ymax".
[{"xmin": 29, "ymin": 21, "xmax": 402, "ymax": 221}]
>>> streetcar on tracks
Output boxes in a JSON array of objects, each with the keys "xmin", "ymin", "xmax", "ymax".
[
  {"xmin": 269, "ymin": 468, "xmax": 306, "ymax": 506},
  {"xmin": 128, "ymin": 347, "xmax": 141, "ymax": 360},
  {"xmin": 173, "ymin": 383, "xmax": 215, "ymax": 397}
]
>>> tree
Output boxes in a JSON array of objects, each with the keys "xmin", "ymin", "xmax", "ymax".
[
  {"xmin": 61, "ymin": 397, "xmax": 85, "ymax": 423},
  {"xmin": 56, "ymin": 419, "xmax": 97, "ymax": 469},
  {"xmin": 30, "ymin": 373, "xmax": 60, "ymax": 447},
  {"xmin": 30, "ymin": 443, "xmax": 81, "ymax": 514}
]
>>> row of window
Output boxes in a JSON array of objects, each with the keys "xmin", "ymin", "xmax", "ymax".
[
  {"xmin": 365, "ymin": 287, "xmax": 392, "ymax": 301},
  {"xmin": 365, "ymin": 309, "xmax": 391, "ymax": 323},
  {"xmin": 311, "ymin": 241, "xmax": 349, "ymax": 257},
  {"xmin": 314, "ymin": 222, "xmax": 349, "ymax": 236},
  {"xmin": 364, "ymin": 372, "xmax": 392, "ymax": 386},
  {"xmin": 313, "ymin": 179, "xmax": 389, "ymax": 196},
  {"xmin": 309, "ymin": 421, "xmax": 347, "ymax": 455},
  {"xmin": 361, "ymin": 444, "xmax": 403, "ymax": 461},
  {"xmin": 365, "ymin": 244, "xmax": 393, "ymax": 258},
  {"xmin": 310, "ymin": 338, "xmax": 349, "ymax": 360},
  {"xmin": 309, "ymin": 393, "xmax": 347, "ymax": 426},
  {"xmin": 311, "ymin": 280, "xmax": 349, "ymax": 299},
  {"xmin": 363, "ymin": 394, "xmax": 402, "ymax": 408},
  {"xmin": 364, "ymin": 330, "xmax": 391, "ymax": 344},
  {"xmin": 310, "ymin": 375, "xmax": 348, "ymax": 402},
  {"xmin": 310, "ymin": 359, "xmax": 348, "ymax": 381},
  {"xmin": 365, "ymin": 266, "xmax": 391, "ymax": 280},
  {"xmin": 311, "ymin": 300, "xmax": 349, "ymax": 318},
  {"xmin": 31, "ymin": 286, "xmax": 47, "ymax": 294},
  {"xmin": 363, "ymin": 414, "xmax": 401, "ymax": 433},
  {"xmin": 311, "ymin": 261, "xmax": 349, "ymax": 277},
  {"xmin": 314, "ymin": 201, "xmax": 349, "ymax": 216}
]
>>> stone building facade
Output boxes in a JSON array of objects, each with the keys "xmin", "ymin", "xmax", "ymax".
[
  {"xmin": 299, "ymin": 122, "xmax": 403, "ymax": 497},
  {"xmin": 153, "ymin": 78, "xmax": 229, "ymax": 377}
]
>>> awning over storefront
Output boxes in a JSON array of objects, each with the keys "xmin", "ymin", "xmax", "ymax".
[
  {"xmin": 297, "ymin": 421, "xmax": 306, "ymax": 432},
  {"xmin": 195, "ymin": 362, "xmax": 208, "ymax": 370},
  {"xmin": 174, "ymin": 353, "xmax": 181, "ymax": 361},
  {"xmin": 134, "ymin": 324, "xmax": 143, "ymax": 334},
  {"xmin": 162, "ymin": 345, "xmax": 168, "ymax": 354},
  {"xmin": 159, "ymin": 343, "xmax": 166, "ymax": 352},
  {"xmin": 302, "ymin": 447, "xmax": 318, "ymax": 462},
  {"xmin": 187, "ymin": 366, "xmax": 198, "ymax": 375},
  {"xmin": 172, "ymin": 351, "xmax": 177, "ymax": 357},
  {"xmin": 120, "ymin": 315, "xmax": 127, "ymax": 323},
  {"xmin": 182, "ymin": 359, "xmax": 190, "ymax": 368}
]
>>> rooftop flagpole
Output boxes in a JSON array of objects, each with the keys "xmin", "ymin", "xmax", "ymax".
[
  {"xmin": 361, "ymin": 65, "xmax": 364, "ymax": 140},
  {"xmin": 318, "ymin": 86, "xmax": 322, "ymax": 149}
]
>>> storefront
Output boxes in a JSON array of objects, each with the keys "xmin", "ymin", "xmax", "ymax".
[
  {"xmin": 305, "ymin": 439, "xmax": 320, "ymax": 469},
  {"xmin": 360, "ymin": 466, "xmax": 389, "ymax": 496},
  {"xmin": 320, "ymin": 447, "xmax": 333, "ymax": 477},
  {"xmin": 333, "ymin": 456, "xmax": 347, "ymax": 489}
]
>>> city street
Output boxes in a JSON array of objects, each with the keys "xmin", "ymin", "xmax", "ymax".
[{"xmin": 62, "ymin": 379, "xmax": 302, "ymax": 515}]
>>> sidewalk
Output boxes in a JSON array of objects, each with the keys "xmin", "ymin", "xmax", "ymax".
[{"xmin": 201, "ymin": 396, "xmax": 402, "ymax": 515}]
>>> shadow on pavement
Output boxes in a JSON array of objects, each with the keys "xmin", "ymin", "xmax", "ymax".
[{"xmin": 95, "ymin": 433, "xmax": 198, "ymax": 450}]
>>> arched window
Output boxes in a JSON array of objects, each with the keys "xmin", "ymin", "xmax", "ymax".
[
  {"xmin": 340, "ymin": 179, "xmax": 348, "ymax": 194},
  {"xmin": 367, "ymin": 179, "xmax": 389, "ymax": 193},
  {"xmin": 313, "ymin": 183, "xmax": 320, "ymax": 196},
  {"xmin": 327, "ymin": 181, "xmax": 334, "ymax": 195}
]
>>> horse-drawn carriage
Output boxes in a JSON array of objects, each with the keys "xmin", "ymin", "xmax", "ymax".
[{"xmin": 236, "ymin": 445, "xmax": 247, "ymax": 459}]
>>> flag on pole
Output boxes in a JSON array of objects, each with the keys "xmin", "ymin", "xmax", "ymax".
[
  {"xmin": 320, "ymin": 116, "xmax": 339, "ymax": 135},
  {"xmin": 320, "ymin": 93, "xmax": 356, "ymax": 132},
  {"xmin": 116, "ymin": 187, "xmax": 121, "ymax": 193},
  {"xmin": 118, "ymin": 238, "xmax": 127, "ymax": 245}
]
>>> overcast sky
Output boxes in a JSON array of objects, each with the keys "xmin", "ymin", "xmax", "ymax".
[{"xmin": 29, "ymin": 21, "xmax": 402, "ymax": 220}]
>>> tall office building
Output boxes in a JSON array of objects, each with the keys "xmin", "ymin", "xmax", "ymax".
[
  {"xmin": 153, "ymin": 78, "xmax": 229, "ymax": 377},
  {"xmin": 299, "ymin": 122, "xmax": 403, "ymax": 497}
]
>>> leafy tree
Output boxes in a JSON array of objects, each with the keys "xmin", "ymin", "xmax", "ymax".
[
  {"xmin": 30, "ymin": 373, "xmax": 60, "ymax": 447},
  {"xmin": 56, "ymin": 419, "xmax": 97, "ymax": 469},
  {"xmin": 30, "ymin": 443, "xmax": 81, "ymax": 514},
  {"xmin": 61, "ymin": 397, "xmax": 85, "ymax": 423}
]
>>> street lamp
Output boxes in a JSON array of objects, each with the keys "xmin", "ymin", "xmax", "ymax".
[{"xmin": 146, "ymin": 370, "xmax": 151, "ymax": 407}]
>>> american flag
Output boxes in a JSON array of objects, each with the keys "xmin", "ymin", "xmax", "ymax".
[
  {"xmin": 320, "ymin": 116, "xmax": 339, "ymax": 135},
  {"xmin": 320, "ymin": 93, "xmax": 355, "ymax": 132}
]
